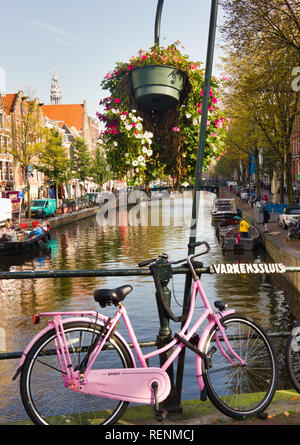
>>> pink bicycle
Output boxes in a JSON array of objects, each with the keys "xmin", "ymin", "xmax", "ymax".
[{"xmin": 13, "ymin": 241, "xmax": 278, "ymax": 425}]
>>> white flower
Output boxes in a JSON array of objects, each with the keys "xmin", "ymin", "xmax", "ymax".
[
  {"xmin": 125, "ymin": 125, "xmax": 131, "ymax": 131},
  {"xmin": 138, "ymin": 155, "xmax": 145, "ymax": 163},
  {"xmin": 132, "ymin": 116, "xmax": 137, "ymax": 123},
  {"xmin": 125, "ymin": 160, "xmax": 130, "ymax": 164},
  {"xmin": 136, "ymin": 123, "xmax": 143, "ymax": 131},
  {"xmin": 125, "ymin": 152, "xmax": 129, "ymax": 157},
  {"xmin": 193, "ymin": 118, "xmax": 198, "ymax": 125},
  {"xmin": 132, "ymin": 160, "xmax": 138, "ymax": 166},
  {"xmin": 120, "ymin": 114, "xmax": 127, "ymax": 120},
  {"xmin": 142, "ymin": 146, "xmax": 148, "ymax": 153},
  {"xmin": 113, "ymin": 142, "xmax": 118, "ymax": 146},
  {"xmin": 131, "ymin": 109, "xmax": 136, "ymax": 113},
  {"xmin": 186, "ymin": 113, "xmax": 191, "ymax": 118},
  {"xmin": 135, "ymin": 168, "xmax": 139, "ymax": 173},
  {"xmin": 147, "ymin": 149, "xmax": 153, "ymax": 156}
]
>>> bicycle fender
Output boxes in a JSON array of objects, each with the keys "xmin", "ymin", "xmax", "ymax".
[
  {"xmin": 195, "ymin": 309, "xmax": 235, "ymax": 391},
  {"xmin": 12, "ymin": 316, "xmax": 136, "ymax": 380}
]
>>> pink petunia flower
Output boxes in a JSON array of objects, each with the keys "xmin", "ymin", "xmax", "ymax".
[
  {"xmin": 114, "ymin": 98, "xmax": 120, "ymax": 104},
  {"xmin": 172, "ymin": 127, "xmax": 180, "ymax": 132}
]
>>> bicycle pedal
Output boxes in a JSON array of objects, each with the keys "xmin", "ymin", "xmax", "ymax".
[
  {"xmin": 200, "ymin": 388, "xmax": 207, "ymax": 401},
  {"xmin": 155, "ymin": 408, "xmax": 168, "ymax": 422},
  {"xmin": 257, "ymin": 411, "xmax": 268, "ymax": 420}
]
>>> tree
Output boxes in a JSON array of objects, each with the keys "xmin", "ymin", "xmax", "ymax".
[
  {"xmin": 220, "ymin": 0, "xmax": 300, "ymax": 60},
  {"xmin": 10, "ymin": 99, "xmax": 45, "ymax": 218},
  {"xmin": 219, "ymin": 47, "xmax": 299, "ymax": 204},
  {"xmin": 35, "ymin": 128, "xmax": 71, "ymax": 203},
  {"xmin": 71, "ymin": 137, "xmax": 92, "ymax": 194},
  {"xmin": 90, "ymin": 144, "xmax": 112, "ymax": 188}
]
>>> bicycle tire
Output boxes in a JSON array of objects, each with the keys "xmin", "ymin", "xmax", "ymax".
[
  {"xmin": 202, "ymin": 314, "xmax": 278, "ymax": 419},
  {"xmin": 20, "ymin": 321, "xmax": 134, "ymax": 425},
  {"xmin": 285, "ymin": 320, "xmax": 300, "ymax": 393}
]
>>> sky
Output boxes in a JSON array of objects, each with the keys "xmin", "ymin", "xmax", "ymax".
[{"xmin": 0, "ymin": 0, "xmax": 226, "ymax": 120}]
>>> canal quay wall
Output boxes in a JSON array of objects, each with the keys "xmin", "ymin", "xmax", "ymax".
[
  {"xmin": 223, "ymin": 189, "xmax": 300, "ymax": 294},
  {"xmin": 21, "ymin": 198, "xmax": 137, "ymax": 229},
  {"xmin": 48, "ymin": 206, "xmax": 99, "ymax": 228}
]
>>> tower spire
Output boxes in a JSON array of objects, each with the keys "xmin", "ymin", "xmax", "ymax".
[{"xmin": 50, "ymin": 62, "xmax": 62, "ymax": 105}]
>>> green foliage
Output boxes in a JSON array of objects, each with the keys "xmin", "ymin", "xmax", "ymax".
[
  {"xmin": 71, "ymin": 137, "xmax": 92, "ymax": 182},
  {"xmin": 90, "ymin": 145, "xmax": 112, "ymax": 186},
  {"xmin": 36, "ymin": 128, "xmax": 70, "ymax": 185}
]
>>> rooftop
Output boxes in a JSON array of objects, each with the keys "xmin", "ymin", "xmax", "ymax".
[{"xmin": 42, "ymin": 104, "xmax": 84, "ymax": 131}]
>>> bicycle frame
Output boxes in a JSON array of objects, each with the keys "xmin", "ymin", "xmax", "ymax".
[{"xmin": 15, "ymin": 275, "xmax": 242, "ymax": 397}]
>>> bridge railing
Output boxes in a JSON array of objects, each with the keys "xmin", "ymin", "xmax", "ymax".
[{"xmin": 0, "ymin": 263, "xmax": 298, "ymax": 412}]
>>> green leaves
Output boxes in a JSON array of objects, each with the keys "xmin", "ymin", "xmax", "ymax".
[{"xmin": 37, "ymin": 128, "xmax": 71, "ymax": 185}]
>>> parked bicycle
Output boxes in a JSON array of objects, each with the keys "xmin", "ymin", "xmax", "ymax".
[
  {"xmin": 285, "ymin": 320, "xmax": 300, "ymax": 393},
  {"xmin": 13, "ymin": 241, "xmax": 278, "ymax": 425},
  {"xmin": 287, "ymin": 220, "xmax": 300, "ymax": 241}
]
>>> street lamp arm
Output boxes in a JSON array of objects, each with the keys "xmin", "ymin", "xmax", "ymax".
[{"xmin": 154, "ymin": 0, "xmax": 164, "ymax": 45}]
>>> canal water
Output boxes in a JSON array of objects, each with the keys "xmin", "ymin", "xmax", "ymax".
[{"xmin": 0, "ymin": 192, "xmax": 299, "ymax": 423}]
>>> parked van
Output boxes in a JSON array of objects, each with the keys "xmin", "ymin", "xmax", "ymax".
[
  {"xmin": 30, "ymin": 199, "xmax": 57, "ymax": 218},
  {"xmin": 0, "ymin": 198, "xmax": 12, "ymax": 224},
  {"xmin": 86, "ymin": 192, "xmax": 101, "ymax": 205}
]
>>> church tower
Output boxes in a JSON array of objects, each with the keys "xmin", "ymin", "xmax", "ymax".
[{"xmin": 50, "ymin": 66, "xmax": 62, "ymax": 105}]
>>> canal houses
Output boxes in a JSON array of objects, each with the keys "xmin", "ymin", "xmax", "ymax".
[{"xmin": 0, "ymin": 69, "xmax": 99, "ymax": 205}]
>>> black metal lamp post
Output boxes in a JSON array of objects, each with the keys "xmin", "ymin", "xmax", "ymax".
[{"xmin": 153, "ymin": 0, "xmax": 219, "ymax": 409}]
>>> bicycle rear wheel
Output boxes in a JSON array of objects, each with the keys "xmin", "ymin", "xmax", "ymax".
[
  {"xmin": 202, "ymin": 314, "xmax": 277, "ymax": 419},
  {"xmin": 285, "ymin": 321, "xmax": 300, "ymax": 393},
  {"xmin": 20, "ymin": 321, "xmax": 134, "ymax": 425}
]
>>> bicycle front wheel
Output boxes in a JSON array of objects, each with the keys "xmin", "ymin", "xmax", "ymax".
[
  {"xmin": 285, "ymin": 321, "xmax": 300, "ymax": 393},
  {"xmin": 20, "ymin": 321, "xmax": 134, "ymax": 425},
  {"xmin": 203, "ymin": 314, "xmax": 277, "ymax": 419}
]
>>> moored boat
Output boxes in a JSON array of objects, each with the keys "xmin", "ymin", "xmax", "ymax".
[
  {"xmin": 216, "ymin": 215, "xmax": 242, "ymax": 241},
  {"xmin": 0, "ymin": 225, "xmax": 50, "ymax": 256},
  {"xmin": 211, "ymin": 198, "xmax": 238, "ymax": 222},
  {"xmin": 221, "ymin": 224, "xmax": 261, "ymax": 252}
]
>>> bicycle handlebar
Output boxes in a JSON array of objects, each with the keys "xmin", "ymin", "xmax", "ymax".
[{"xmin": 138, "ymin": 242, "xmax": 210, "ymax": 269}]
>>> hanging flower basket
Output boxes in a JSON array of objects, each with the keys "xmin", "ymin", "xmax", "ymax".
[{"xmin": 131, "ymin": 65, "xmax": 186, "ymax": 111}]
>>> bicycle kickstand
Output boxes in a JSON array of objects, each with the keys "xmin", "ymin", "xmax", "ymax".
[{"xmin": 151, "ymin": 382, "xmax": 168, "ymax": 422}]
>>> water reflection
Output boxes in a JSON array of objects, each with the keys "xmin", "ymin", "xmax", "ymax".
[{"xmin": 0, "ymin": 193, "xmax": 299, "ymax": 423}]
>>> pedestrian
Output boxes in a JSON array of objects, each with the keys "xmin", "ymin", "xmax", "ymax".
[
  {"xmin": 239, "ymin": 216, "xmax": 250, "ymax": 238},
  {"xmin": 263, "ymin": 208, "xmax": 270, "ymax": 233}
]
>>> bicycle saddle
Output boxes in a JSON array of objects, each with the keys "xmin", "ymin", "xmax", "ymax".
[{"xmin": 94, "ymin": 285, "xmax": 133, "ymax": 307}]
